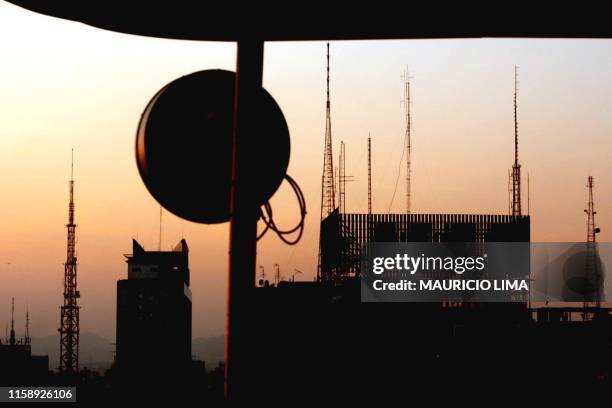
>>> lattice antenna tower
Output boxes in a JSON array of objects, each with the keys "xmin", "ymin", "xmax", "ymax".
[
  {"xmin": 25, "ymin": 303, "xmax": 30, "ymax": 345},
  {"xmin": 318, "ymin": 42, "xmax": 336, "ymax": 280},
  {"xmin": 584, "ymin": 176, "xmax": 601, "ymax": 314},
  {"xmin": 59, "ymin": 149, "xmax": 80, "ymax": 374}
]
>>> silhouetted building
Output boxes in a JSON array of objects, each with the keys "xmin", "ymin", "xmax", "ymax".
[
  {"xmin": 0, "ymin": 299, "xmax": 49, "ymax": 385},
  {"xmin": 115, "ymin": 239, "xmax": 194, "ymax": 391},
  {"xmin": 320, "ymin": 210, "xmax": 530, "ymax": 281},
  {"xmin": 0, "ymin": 340, "xmax": 49, "ymax": 385},
  {"xmin": 240, "ymin": 212, "xmax": 535, "ymax": 401}
]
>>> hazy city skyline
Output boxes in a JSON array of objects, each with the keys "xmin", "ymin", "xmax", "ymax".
[{"xmin": 1, "ymin": 2, "xmax": 611, "ymax": 340}]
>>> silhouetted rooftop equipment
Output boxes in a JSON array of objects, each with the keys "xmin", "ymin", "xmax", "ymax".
[
  {"xmin": 1, "ymin": 299, "xmax": 31, "ymax": 347},
  {"xmin": 136, "ymin": 69, "xmax": 290, "ymax": 224},
  {"xmin": 0, "ymin": 299, "xmax": 49, "ymax": 385}
]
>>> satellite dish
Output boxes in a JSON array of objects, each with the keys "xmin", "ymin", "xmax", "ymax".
[
  {"xmin": 136, "ymin": 70, "xmax": 290, "ymax": 224},
  {"xmin": 561, "ymin": 248, "xmax": 605, "ymax": 301}
]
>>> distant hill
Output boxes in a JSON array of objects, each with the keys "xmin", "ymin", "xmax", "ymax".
[
  {"xmin": 192, "ymin": 335, "xmax": 225, "ymax": 367},
  {"xmin": 30, "ymin": 333, "xmax": 225, "ymax": 372},
  {"xmin": 31, "ymin": 332, "xmax": 114, "ymax": 373}
]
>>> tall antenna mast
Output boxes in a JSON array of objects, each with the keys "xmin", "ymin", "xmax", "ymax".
[
  {"xmin": 274, "ymin": 263, "xmax": 280, "ymax": 286},
  {"xmin": 9, "ymin": 297, "xmax": 15, "ymax": 346},
  {"xmin": 25, "ymin": 304, "xmax": 30, "ymax": 345},
  {"xmin": 367, "ymin": 134, "xmax": 372, "ymax": 215},
  {"xmin": 583, "ymin": 176, "xmax": 601, "ymax": 316},
  {"xmin": 318, "ymin": 42, "xmax": 336, "ymax": 281},
  {"xmin": 403, "ymin": 68, "xmax": 412, "ymax": 214},
  {"xmin": 59, "ymin": 148, "xmax": 80, "ymax": 374},
  {"xmin": 322, "ymin": 42, "xmax": 335, "ymax": 216},
  {"xmin": 511, "ymin": 66, "xmax": 522, "ymax": 217}
]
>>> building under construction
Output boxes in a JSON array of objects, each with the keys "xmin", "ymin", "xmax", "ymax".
[
  {"xmin": 319, "ymin": 64, "xmax": 530, "ymax": 283},
  {"xmin": 320, "ymin": 211, "xmax": 530, "ymax": 282}
]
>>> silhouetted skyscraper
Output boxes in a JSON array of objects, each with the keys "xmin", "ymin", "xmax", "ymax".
[{"xmin": 115, "ymin": 239, "xmax": 192, "ymax": 386}]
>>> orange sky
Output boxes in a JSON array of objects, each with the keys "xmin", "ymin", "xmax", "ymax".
[{"xmin": 1, "ymin": 2, "xmax": 611, "ymax": 340}]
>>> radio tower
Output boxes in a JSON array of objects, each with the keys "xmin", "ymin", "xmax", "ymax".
[
  {"xmin": 367, "ymin": 134, "xmax": 372, "ymax": 215},
  {"xmin": 511, "ymin": 66, "xmax": 522, "ymax": 217},
  {"xmin": 59, "ymin": 149, "xmax": 80, "ymax": 374},
  {"xmin": 317, "ymin": 42, "xmax": 336, "ymax": 281},
  {"xmin": 25, "ymin": 304, "xmax": 30, "ymax": 345},
  {"xmin": 402, "ymin": 69, "xmax": 412, "ymax": 214},
  {"xmin": 583, "ymin": 176, "xmax": 601, "ymax": 317}
]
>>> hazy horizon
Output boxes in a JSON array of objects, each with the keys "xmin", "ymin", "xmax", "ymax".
[{"xmin": 1, "ymin": 2, "xmax": 611, "ymax": 341}]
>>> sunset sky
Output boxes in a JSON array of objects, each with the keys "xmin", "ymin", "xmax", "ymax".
[{"xmin": 1, "ymin": 2, "xmax": 611, "ymax": 341}]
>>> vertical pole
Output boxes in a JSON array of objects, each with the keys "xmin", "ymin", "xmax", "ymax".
[
  {"xmin": 405, "ymin": 69, "xmax": 412, "ymax": 215},
  {"xmin": 368, "ymin": 134, "xmax": 372, "ymax": 215},
  {"xmin": 225, "ymin": 39, "xmax": 264, "ymax": 401}
]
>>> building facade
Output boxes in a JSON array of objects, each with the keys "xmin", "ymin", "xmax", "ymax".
[
  {"xmin": 115, "ymin": 239, "xmax": 192, "ymax": 386},
  {"xmin": 320, "ymin": 210, "xmax": 530, "ymax": 282}
]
